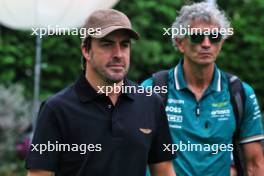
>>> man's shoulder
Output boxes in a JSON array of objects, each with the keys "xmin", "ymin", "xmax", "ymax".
[
  {"xmin": 241, "ymin": 81, "xmax": 255, "ymax": 96},
  {"xmin": 44, "ymin": 84, "xmax": 76, "ymax": 108},
  {"xmin": 126, "ymin": 79, "xmax": 164, "ymax": 105},
  {"xmin": 221, "ymin": 71, "xmax": 259, "ymax": 109},
  {"xmin": 221, "ymin": 71, "xmax": 256, "ymax": 96},
  {"xmin": 141, "ymin": 68, "xmax": 174, "ymax": 87},
  {"xmin": 241, "ymin": 81, "xmax": 260, "ymax": 109}
]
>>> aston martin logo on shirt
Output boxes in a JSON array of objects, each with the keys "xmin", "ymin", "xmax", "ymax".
[{"xmin": 139, "ymin": 128, "xmax": 152, "ymax": 134}]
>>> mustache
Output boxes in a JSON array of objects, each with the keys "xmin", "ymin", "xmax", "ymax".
[
  {"xmin": 106, "ymin": 61, "xmax": 125, "ymax": 67},
  {"xmin": 106, "ymin": 58, "xmax": 125, "ymax": 66},
  {"xmin": 199, "ymin": 50, "xmax": 213, "ymax": 54},
  {"xmin": 199, "ymin": 48, "xmax": 212, "ymax": 52}
]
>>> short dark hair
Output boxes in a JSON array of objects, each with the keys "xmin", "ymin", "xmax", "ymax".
[{"xmin": 81, "ymin": 37, "xmax": 92, "ymax": 70}]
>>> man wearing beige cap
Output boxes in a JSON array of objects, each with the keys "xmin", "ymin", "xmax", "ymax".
[{"xmin": 26, "ymin": 9, "xmax": 176, "ymax": 176}]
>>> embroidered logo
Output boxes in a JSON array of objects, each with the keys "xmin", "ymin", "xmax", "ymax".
[{"xmin": 139, "ymin": 128, "xmax": 152, "ymax": 134}]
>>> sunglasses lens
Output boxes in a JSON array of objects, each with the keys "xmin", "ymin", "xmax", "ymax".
[
  {"xmin": 209, "ymin": 33, "xmax": 222, "ymax": 43},
  {"xmin": 189, "ymin": 33, "xmax": 222, "ymax": 44},
  {"xmin": 189, "ymin": 33, "xmax": 205, "ymax": 43}
]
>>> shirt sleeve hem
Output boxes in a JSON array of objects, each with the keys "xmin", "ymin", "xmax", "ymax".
[
  {"xmin": 239, "ymin": 134, "xmax": 264, "ymax": 144},
  {"xmin": 148, "ymin": 154, "xmax": 177, "ymax": 164},
  {"xmin": 25, "ymin": 158, "xmax": 57, "ymax": 172}
]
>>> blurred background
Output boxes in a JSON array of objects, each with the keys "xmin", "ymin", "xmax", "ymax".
[{"xmin": 0, "ymin": 0, "xmax": 264, "ymax": 175}]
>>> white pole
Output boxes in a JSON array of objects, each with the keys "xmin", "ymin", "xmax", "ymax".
[
  {"xmin": 32, "ymin": 35, "xmax": 42, "ymax": 128},
  {"xmin": 206, "ymin": 0, "xmax": 216, "ymax": 5},
  {"xmin": 0, "ymin": 24, "xmax": 2, "ymax": 46}
]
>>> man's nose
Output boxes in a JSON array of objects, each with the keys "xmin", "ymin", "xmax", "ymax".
[
  {"xmin": 113, "ymin": 44, "xmax": 123, "ymax": 58},
  {"xmin": 201, "ymin": 36, "xmax": 212, "ymax": 48}
]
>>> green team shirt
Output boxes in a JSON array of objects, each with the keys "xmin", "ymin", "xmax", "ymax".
[{"xmin": 142, "ymin": 59, "xmax": 264, "ymax": 176}]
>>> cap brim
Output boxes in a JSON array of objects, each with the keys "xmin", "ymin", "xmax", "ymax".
[{"xmin": 90, "ymin": 26, "xmax": 140, "ymax": 40}]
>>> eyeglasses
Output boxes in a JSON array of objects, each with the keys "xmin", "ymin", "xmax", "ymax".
[{"xmin": 188, "ymin": 33, "xmax": 222, "ymax": 44}]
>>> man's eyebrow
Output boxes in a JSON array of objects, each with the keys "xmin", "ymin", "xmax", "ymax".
[
  {"xmin": 99, "ymin": 38, "xmax": 114, "ymax": 43},
  {"xmin": 121, "ymin": 39, "xmax": 130, "ymax": 43},
  {"xmin": 99, "ymin": 38, "xmax": 131, "ymax": 43}
]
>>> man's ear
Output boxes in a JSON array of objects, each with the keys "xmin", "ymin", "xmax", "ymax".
[
  {"xmin": 81, "ymin": 46, "xmax": 90, "ymax": 61},
  {"xmin": 175, "ymin": 38, "xmax": 185, "ymax": 53},
  {"xmin": 221, "ymin": 39, "xmax": 225, "ymax": 45}
]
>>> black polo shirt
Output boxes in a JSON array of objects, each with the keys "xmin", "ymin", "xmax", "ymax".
[{"xmin": 26, "ymin": 72, "xmax": 175, "ymax": 176}]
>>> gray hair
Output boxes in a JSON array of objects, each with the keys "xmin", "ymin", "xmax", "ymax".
[{"xmin": 171, "ymin": 2, "xmax": 232, "ymax": 47}]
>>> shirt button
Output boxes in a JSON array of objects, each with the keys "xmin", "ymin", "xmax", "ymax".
[{"xmin": 108, "ymin": 104, "xmax": 112, "ymax": 109}]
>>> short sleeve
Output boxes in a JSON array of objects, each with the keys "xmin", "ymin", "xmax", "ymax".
[
  {"xmin": 25, "ymin": 103, "xmax": 61, "ymax": 172},
  {"xmin": 239, "ymin": 82, "xmax": 264, "ymax": 144},
  {"xmin": 148, "ymin": 97, "xmax": 176, "ymax": 164}
]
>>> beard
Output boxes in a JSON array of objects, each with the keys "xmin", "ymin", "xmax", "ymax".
[{"xmin": 89, "ymin": 52, "xmax": 129, "ymax": 84}]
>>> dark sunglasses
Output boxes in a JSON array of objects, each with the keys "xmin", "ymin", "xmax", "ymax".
[{"xmin": 188, "ymin": 33, "xmax": 222, "ymax": 44}]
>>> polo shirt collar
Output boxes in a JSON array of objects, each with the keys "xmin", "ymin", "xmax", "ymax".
[
  {"xmin": 74, "ymin": 72, "xmax": 98, "ymax": 102},
  {"xmin": 74, "ymin": 72, "xmax": 135, "ymax": 102},
  {"xmin": 207, "ymin": 65, "xmax": 222, "ymax": 92},
  {"xmin": 174, "ymin": 59, "xmax": 188, "ymax": 90},
  {"xmin": 174, "ymin": 59, "xmax": 221, "ymax": 92}
]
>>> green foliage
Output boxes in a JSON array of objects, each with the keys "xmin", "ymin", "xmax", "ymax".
[
  {"xmin": 116, "ymin": 0, "xmax": 264, "ymax": 109},
  {"xmin": 115, "ymin": 0, "xmax": 183, "ymax": 82},
  {"xmin": 0, "ymin": 27, "xmax": 82, "ymax": 100},
  {"xmin": 216, "ymin": 0, "xmax": 264, "ymax": 109},
  {"xmin": 39, "ymin": 35, "xmax": 81, "ymax": 99},
  {"xmin": 0, "ymin": 84, "xmax": 30, "ymax": 154},
  {"xmin": 0, "ymin": 0, "xmax": 263, "ymax": 109},
  {"xmin": 0, "ymin": 84, "xmax": 30, "ymax": 175},
  {"xmin": 0, "ymin": 155, "xmax": 26, "ymax": 176},
  {"xmin": 1, "ymin": 0, "xmax": 264, "ymax": 174}
]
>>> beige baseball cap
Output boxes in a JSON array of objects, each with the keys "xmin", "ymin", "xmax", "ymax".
[{"xmin": 83, "ymin": 9, "xmax": 139, "ymax": 40}]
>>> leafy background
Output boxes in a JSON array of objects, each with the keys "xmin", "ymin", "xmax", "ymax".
[{"xmin": 0, "ymin": 0, "xmax": 263, "ymax": 175}]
